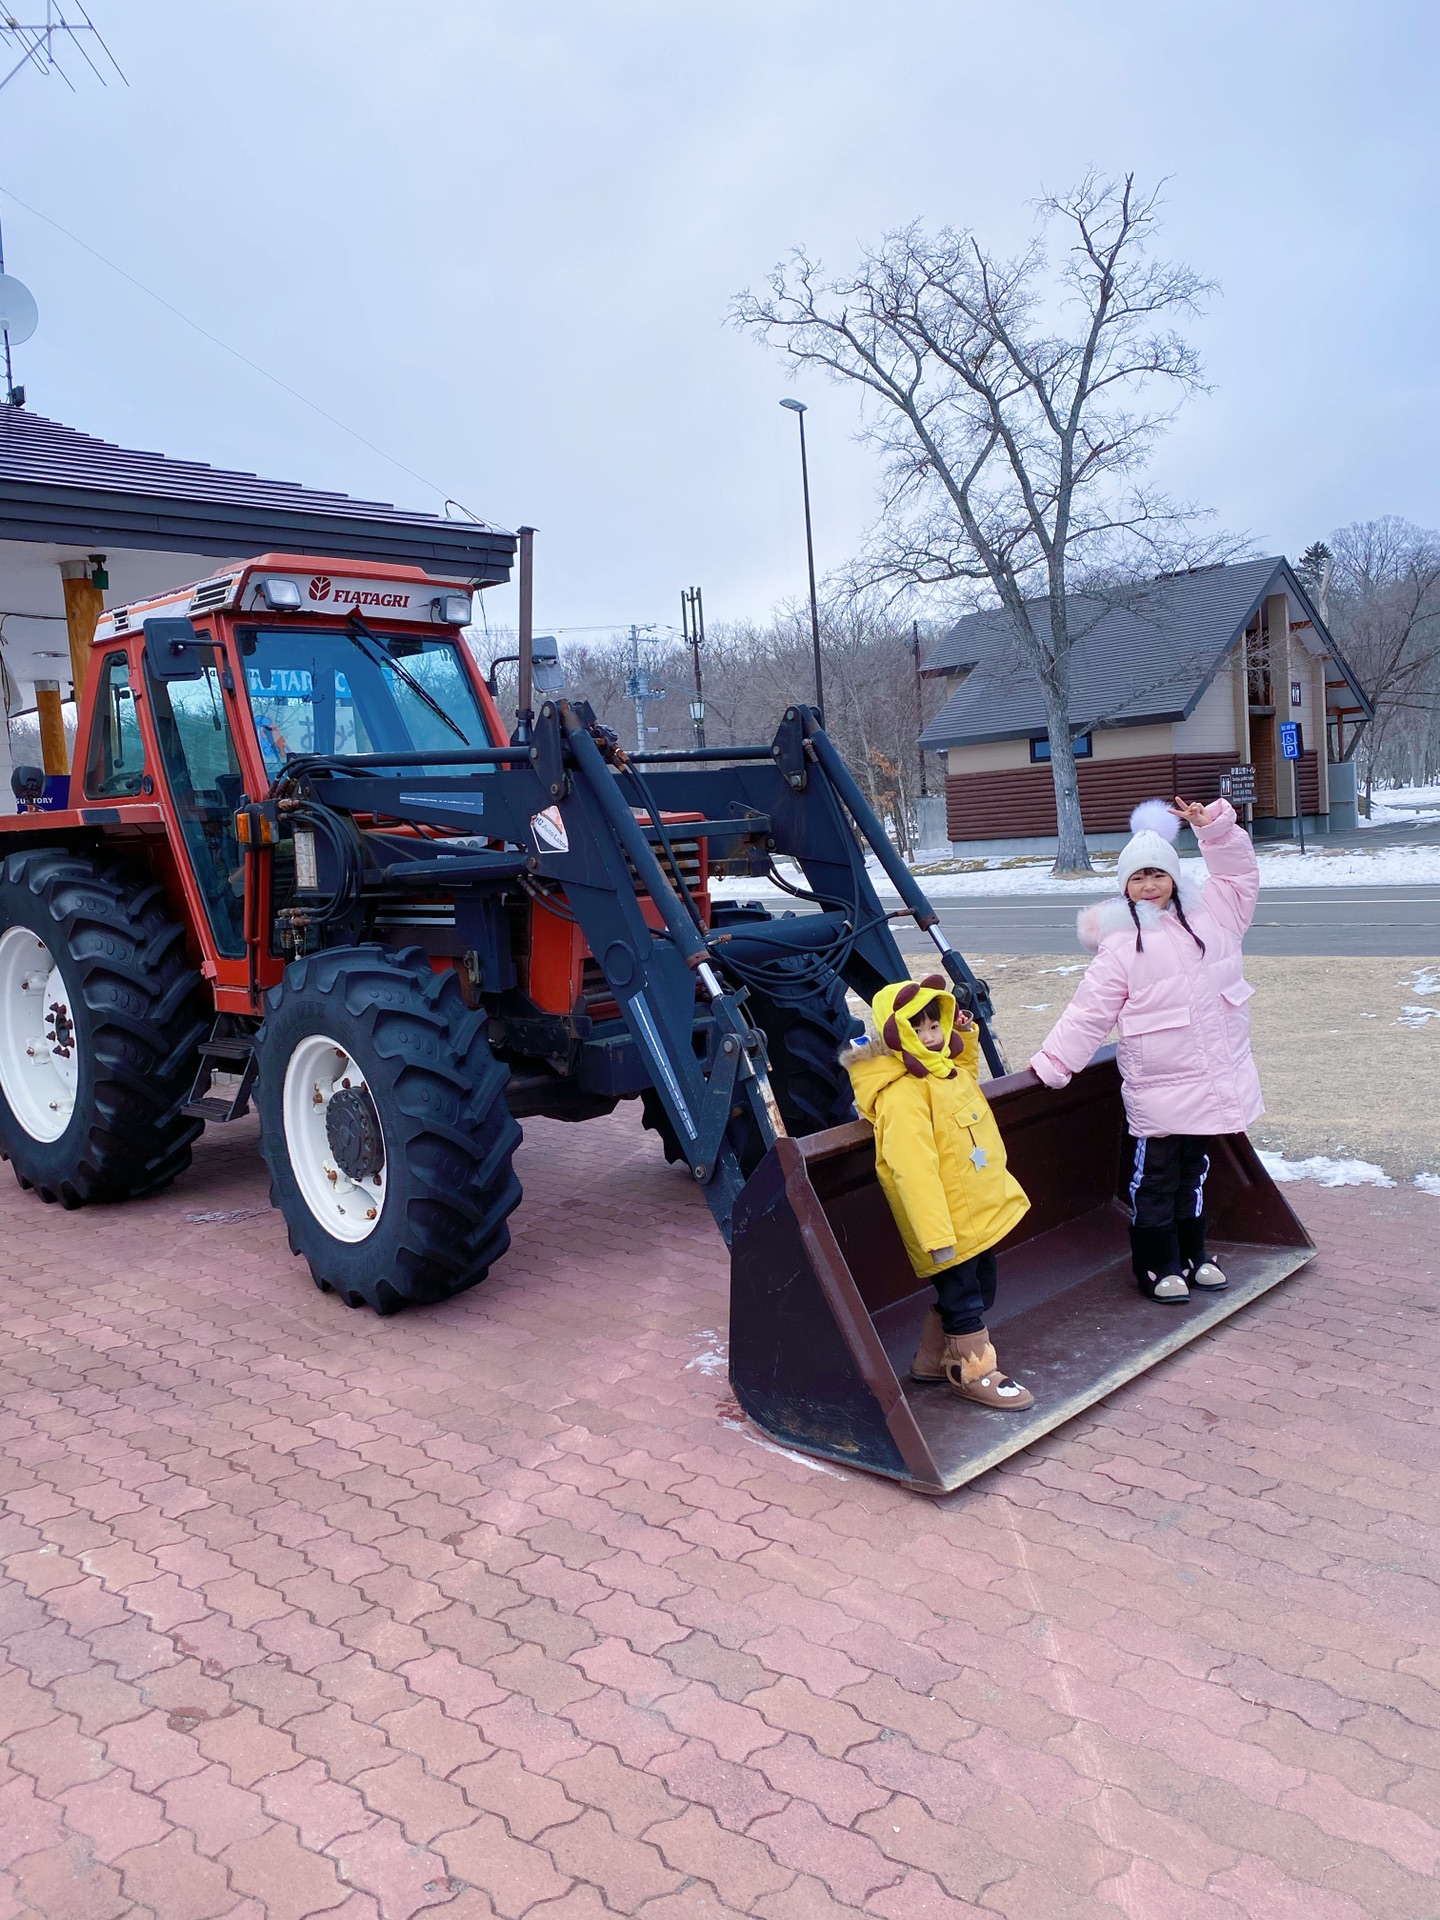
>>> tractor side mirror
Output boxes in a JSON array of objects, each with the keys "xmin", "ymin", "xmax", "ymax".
[
  {"xmin": 143, "ymin": 617, "xmax": 206, "ymax": 681},
  {"xmin": 531, "ymin": 640, "xmax": 563, "ymax": 695}
]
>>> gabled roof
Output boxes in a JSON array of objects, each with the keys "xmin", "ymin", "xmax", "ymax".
[
  {"xmin": 0, "ymin": 408, "xmax": 514, "ymax": 582},
  {"xmin": 919, "ymin": 556, "xmax": 1372, "ymax": 751}
]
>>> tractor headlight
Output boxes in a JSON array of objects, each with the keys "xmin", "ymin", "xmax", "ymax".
[
  {"xmin": 432, "ymin": 592, "xmax": 472, "ymax": 626},
  {"xmin": 259, "ymin": 577, "xmax": 303, "ymax": 611}
]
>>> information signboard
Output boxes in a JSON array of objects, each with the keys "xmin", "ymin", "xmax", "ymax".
[
  {"xmin": 1223, "ymin": 764, "xmax": 1257, "ymax": 805},
  {"xmin": 1279, "ymin": 721, "xmax": 1303, "ymax": 761}
]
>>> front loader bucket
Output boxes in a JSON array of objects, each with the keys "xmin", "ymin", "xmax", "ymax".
[{"xmin": 728, "ymin": 1051, "xmax": 1315, "ymax": 1494}]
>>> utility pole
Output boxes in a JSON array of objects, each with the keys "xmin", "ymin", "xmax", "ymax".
[
  {"xmin": 682, "ymin": 587, "xmax": 706, "ymax": 747},
  {"xmin": 624, "ymin": 625, "xmax": 665, "ymax": 752},
  {"xmin": 912, "ymin": 619, "xmax": 928, "ymax": 798}
]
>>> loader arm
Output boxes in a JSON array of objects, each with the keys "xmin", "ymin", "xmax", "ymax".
[{"xmin": 284, "ymin": 697, "xmax": 984, "ymax": 1247}]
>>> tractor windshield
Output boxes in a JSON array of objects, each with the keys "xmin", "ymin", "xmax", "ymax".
[{"xmin": 240, "ymin": 628, "xmax": 496, "ymax": 778}]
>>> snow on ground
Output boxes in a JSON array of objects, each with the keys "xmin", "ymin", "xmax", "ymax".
[
  {"xmin": 1259, "ymin": 1151, "xmax": 1396, "ymax": 1188},
  {"xmin": 712, "ymin": 836, "xmax": 1440, "ymax": 903},
  {"xmin": 1259, "ymin": 1150, "xmax": 1440, "ymax": 1197},
  {"xmin": 1361, "ymin": 782, "xmax": 1440, "ymax": 827}
]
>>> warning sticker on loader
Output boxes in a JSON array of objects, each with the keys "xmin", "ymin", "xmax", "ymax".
[{"xmin": 530, "ymin": 806, "xmax": 569, "ymax": 854}]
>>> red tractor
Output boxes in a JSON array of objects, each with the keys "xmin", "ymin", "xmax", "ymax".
[{"xmin": 0, "ymin": 548, "xmax": 1312, "ymax": 1493}]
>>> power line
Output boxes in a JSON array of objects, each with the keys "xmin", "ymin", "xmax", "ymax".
[{"xmin": 0, "ymin": 182, "xmax": 492, "ymax": 521}]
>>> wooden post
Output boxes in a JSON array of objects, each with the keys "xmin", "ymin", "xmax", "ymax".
[
  {"xmin": 60, "ymin": 559, "xmax": 105, "ymax": 709},
  {"xmin": 34, "ymin": 680, "xmax": 68, "ymax": 776}
]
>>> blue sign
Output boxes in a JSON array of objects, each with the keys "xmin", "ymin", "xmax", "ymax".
[
  {"xmin": 1279, "ymin": 721, "xmax": 1303, "ymax": 761},
  {"xmin": 18, "ymin": 776, "xmax": 71, "ymax": 813}
]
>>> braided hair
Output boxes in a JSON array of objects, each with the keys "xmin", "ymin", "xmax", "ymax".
[{"xmin": 1128, "ymin": 888, "xmax": 1206, "ymax": 956}]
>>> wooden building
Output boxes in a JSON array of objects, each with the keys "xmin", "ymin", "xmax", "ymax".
[{"xmin": 919, "ymin": 557, "xmax": 1373, "ymax": 853}]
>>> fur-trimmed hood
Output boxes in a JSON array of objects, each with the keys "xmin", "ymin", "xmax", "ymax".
[{"xmin": 1076, "ymin": 870, "xmax": 1206, "ymax": 954}]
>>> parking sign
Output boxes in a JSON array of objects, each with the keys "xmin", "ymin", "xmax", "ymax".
[{"xmin": 1279, "ymin": 721, "xmax": 1303, "ymax": 761}]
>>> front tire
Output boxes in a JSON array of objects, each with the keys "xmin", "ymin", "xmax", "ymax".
[
  {"xmin": 0, "ymin": 847, "xmax": 207, "ymax": 1206},
  {"xmin": 746, "ymin": 958, "xmax": 861, "ymax": 1137},
  {"xmin": 257, "ymin": 946, "xmax": 522, "ymax": 1312}
]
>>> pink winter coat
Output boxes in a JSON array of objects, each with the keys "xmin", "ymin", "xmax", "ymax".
[{"xmin": 1029, "ymin": 800, "xmax": 1264, "ymax": 1138}]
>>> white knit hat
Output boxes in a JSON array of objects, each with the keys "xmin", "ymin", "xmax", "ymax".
[{"xmin": 1115, "ymin": 799, "xmax": 1182, "ymax": 892}]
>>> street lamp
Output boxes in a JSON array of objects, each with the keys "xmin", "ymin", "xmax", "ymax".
[
  {"xmin": 688, "ymin": 694, "xmax": 707, "ymax": 747},
  {"xmin": 779, "ymin": 397, "xmax": 823, "ymax": 718}
]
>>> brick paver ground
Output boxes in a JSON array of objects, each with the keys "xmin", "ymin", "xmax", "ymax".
[{"xmin": 1, "ymin": 1105, "xmax": 1437, "ymax": 1920}]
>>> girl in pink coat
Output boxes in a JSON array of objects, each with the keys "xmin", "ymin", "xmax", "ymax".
[{"xmin": 1029, "ymin": 795, "xmax": 1263, "ymax": 1303}]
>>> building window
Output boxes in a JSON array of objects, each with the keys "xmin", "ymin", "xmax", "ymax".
[{"xmin": 1030, "ymin": 733, "xmax": 1092, "ymax": 762}]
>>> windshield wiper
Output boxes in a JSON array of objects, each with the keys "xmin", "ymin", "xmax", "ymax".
[{"xmin": 346, "ymin": 611, "xmax": 469, "ymax": 744}]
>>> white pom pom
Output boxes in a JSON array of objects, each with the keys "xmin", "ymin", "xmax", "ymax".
[{"xmin": 1129, "ymin": 798, "xmax": 1180, "ymax": 842}]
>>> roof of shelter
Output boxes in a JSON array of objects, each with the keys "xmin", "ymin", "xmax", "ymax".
[
  {"xmin": 918, "ymin": 556, "xmax": 1372, "ymax": 751},
  {"xmin": 0, "ymin": 408, "xmax": 514, "ymax": 582}
]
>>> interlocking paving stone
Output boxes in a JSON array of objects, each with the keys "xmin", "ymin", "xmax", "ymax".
[{"xmin": 2, "ymin": 1106, "xmax": 1438, "ymax": 1918}]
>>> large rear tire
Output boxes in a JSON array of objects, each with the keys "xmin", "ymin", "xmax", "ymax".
[
  {"xmin": 256, "ymin": 946, "xmax": 522, "ymax": 1313},
  {"xmin": 640, "ymin": 959, "xmax": 859, "ymax": 1170},
  {"xmin": 0, "ymin": 847, "xmax": 207, "ymax": 1206}
]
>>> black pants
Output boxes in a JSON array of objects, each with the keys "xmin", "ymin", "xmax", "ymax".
[
  {"xmin": 1128, "ymin": 1134, "xmax": 1211, "ymax": 1282},
  {"xmin": 934, "ymin": 1247, "xmax": 998, "ymax": 1336}
]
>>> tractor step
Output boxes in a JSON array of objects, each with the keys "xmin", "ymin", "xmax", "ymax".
[{"xmin": 183, "ymin": 1023, "xmax": 259, "ymax": 1123}]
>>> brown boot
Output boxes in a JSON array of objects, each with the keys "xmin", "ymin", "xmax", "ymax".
[
  {"xmin": 943, "ymin": 1330, "xmax": 1034, "ymax": 1409},
  {"xmin": 910, "ymin": 1307, "xmax": 947, "ymax": 1382}
]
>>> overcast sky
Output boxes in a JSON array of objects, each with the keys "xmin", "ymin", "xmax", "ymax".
[{"xmin": 3, "ymin": 1, "xmax": 1437, "ymax": 642}]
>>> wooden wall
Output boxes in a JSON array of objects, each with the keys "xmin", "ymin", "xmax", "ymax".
[
  {"xmin": 945, "ymin": 752, "xmax": 1240, "ymax": 842},
  {"xmin": 945, "ymin": 749, "xmax": 1325, "ymax": 840}
]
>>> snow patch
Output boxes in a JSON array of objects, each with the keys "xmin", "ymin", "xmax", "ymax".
[
  {"xmin": 1258, "ymin": 1151, "xmax": 1396, "ymax": 1189},
  {"xmin": 1406, "ymin": 967, "xmax": 1440, "ymax": 996},
  {"xmin": 1398, "ymin": 1005, "xmax": 1440, "ymax": 1028},
  {"xmin": 740, "ymin": 1429, "xmax": 847, "ymax": 1476},
  {"xmin": 1363, "ymin": 781, "xmax": 1440, "ymax": 827},
  {"xmin": 1415, "ymin": 1173, "xmax": 1440, "ymax": 1198},
  {"xmin": 686, "ymin": 1330, "xmax": 728, "ymax": 1378}
]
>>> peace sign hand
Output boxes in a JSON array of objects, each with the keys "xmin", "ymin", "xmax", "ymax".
[{"xmin": 1170, "ymin": 796, "xmax": 1216, "ymax": 830}]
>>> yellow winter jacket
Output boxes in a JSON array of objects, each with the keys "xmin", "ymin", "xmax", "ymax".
[{"xmin": 843, "ymin": 979, "xmax": 1029, "ymax": 1279}]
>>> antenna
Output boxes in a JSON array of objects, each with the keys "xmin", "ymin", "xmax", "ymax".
[
  {"xmin": 0, "ymin": 275, "xmax": 38, "ymax": 343},
  {"xmin": 0, "ymin": 5, "xmax": 124, "ymax": 403},
  {"xmin": 0, "ymin": 4, "xmax": 126, "ymax": 96},
  {"xmin": 0, "ymin": 269, "xmax": 37, "ymax": 405}
]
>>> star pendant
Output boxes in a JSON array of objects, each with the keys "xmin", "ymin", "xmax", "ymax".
[{"xmin": 970, "ymin": 1144, "xmax": 988, "ymax": 1169}]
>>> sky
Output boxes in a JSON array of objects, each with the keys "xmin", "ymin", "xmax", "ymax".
[{"xmin": 2, "ymin": 0, "xmax": 1438, "ymax": 644}]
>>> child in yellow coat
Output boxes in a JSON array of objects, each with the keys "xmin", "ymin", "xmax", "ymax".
[{"xmin": 843, "ymin": 976, "xmax": 1034, "ymax": 1408}]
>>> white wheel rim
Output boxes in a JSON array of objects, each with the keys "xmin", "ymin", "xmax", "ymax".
[
  {"xmin": 0, "ymin": 926, "xmax": 80, "ymax": 1143},
  {"xmin": 281, "ymin": 1033, "xmax": 388, "ymax": 1244}
]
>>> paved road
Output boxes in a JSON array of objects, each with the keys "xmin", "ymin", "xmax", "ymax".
[{"xmin": 911, "ymin": 884, "xmax": 1440, "ymax": 957}]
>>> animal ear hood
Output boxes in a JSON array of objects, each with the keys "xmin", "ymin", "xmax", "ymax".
[{"xmin": 870, "ymin": 975, "xmax": 960, "ymax": 1079}]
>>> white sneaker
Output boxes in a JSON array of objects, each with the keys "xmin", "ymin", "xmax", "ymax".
[
  {"xmin": 1145, "ymin": 1274, "xmax": 1189, "ymax": 1302},
  {"xmin": 1191, "ymin": 1261, "xmax": 1228, "ymax": 1290}
]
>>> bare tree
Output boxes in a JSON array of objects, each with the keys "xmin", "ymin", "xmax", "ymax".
[
  {"xmin": 732, "ymin": 173, "xmax": 1224, "ymax": 873},
  {"xmin": 1324, "ymin": 518, "xmax": 1440, "ymax": 799}
]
